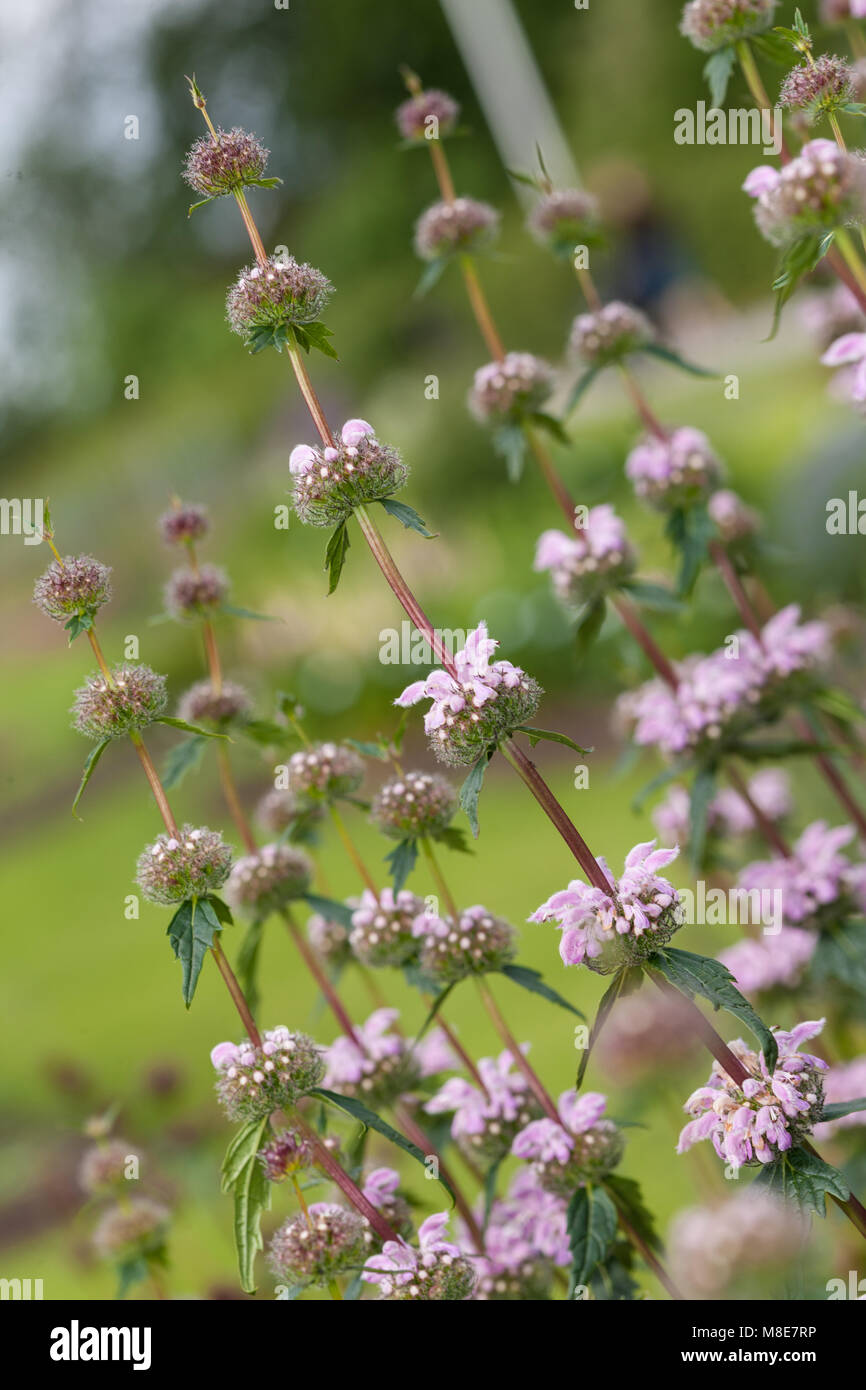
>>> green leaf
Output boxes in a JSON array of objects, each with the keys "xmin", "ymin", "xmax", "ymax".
[
  {"xmin": 187, "ymin": 195, "xmax": 216, "ymax": 217},
  {"xmin": 207, "ymin": 895, "xmax": 234, "ymax": 926},
  {"xmin": 154, "ymin": 716, "xmax": 230, "ymax": 740},
  {"xmin": 64, "ymin": 611, "xmax": 94, "ymax": 643},
  {"xmin": 604, "ymin": 1174, "xmax": 663, "ymax": 1253},
  {"xmin": 413, "ymin": 981, "xmax": 457, "ymax": 1043},
  {"xmin": 221, "ymin": 1116, "xmax": 271, "ymax": 1293},
  {"xmin": 414, "ymin": 257, "xmax": 449, "ymax": 297},
  {"xmin": 643, "ymin": 342, "xmax": 716, "ymax": 377},
  {"xmin": 526, "ymin": 410, "xmax": 570, "ymax": 444},
  {"xmin": 752, "ymin": 1146, "xmax": 849, "ymax": 1217},
  {"xmin": 729, "ymin": 736, "xmax": 834, "ymax": 760},
  {"xmin": 753, "ymin": 31, "xmax": 805, "ymax": 64},
  {"xmin": 574, "ymin": 595, "xmax": 606, "ymax": 659},
  {"xmin": 492, "ymin": 422, "xmax": 528, "ymax": 483},
  {"xmin": 647, "ymin": 946, "xmax": 778, "ymax": 1072},
  {"xmin": 812, "ymin": 920, "xmax": 866, "ymax": 997},
  {"xmin": 483, "ymin": 1158, "xmax": 503, "ymax": 1231},
  {"xmin": 161, "ymin": 734, "xmax": 208, "ymax": 791},
  {"xmin": 702, "ymin": 46, "xmax": 736, "ymax": 107},
  {"xmin": 116, "ymin": 1255, "xmax": 150, "ymax": 1299},
  {"xmin": 689, "ymin": 765, "xmax": 718, "ymax": 871},
  {"xmin": 565, "ymin": 365, "xmax": 602, "ymax": 414},
  {"xmin": 577, "ymin": 967, "xmax": 641, "ymax": 1088},
  {"xmin": 166, "ymin": 896, "xmax": 223, "ymax": 1007},
  {"xmin": 459, "ymin": 749, "xmax": 493, "ymax": 838},
  {"xmin": 220, "ymin": 603, "xmax": 280, "ymax": 622},
  {"xmin": 302, "ymin": 894, "xmax": 355, "ymax": 929},
  {"xmin": 567, "ymin": 1184, "xmax": 618, "ymax": 1293},
  {"xmin": 432, "ymin": 824, "xmax": 473, "ymax": 854},
  {"xmin": 499, "ymin": 962, "xmax": 585, "ymax": 1019},
  {"xmin": 311, "ymin": 1088, "xmax": 455, "ymax": 1204},
  {"xmin": 344, "ymin": 738, "xmax": 390, "ymax": 760},
  {"xmin": 324, "ymin": 519, "xmax": 350, "ymax": 595},
  {"xmin": 376, "ymin": 497, "xmax": 436, "ymax": 537},
  {"xmin": 71, "ymin": 737, "xmax": 112, "ymax": 819},
  {"xmin": 619, "ymin": 579, "xmax": 682, "ymax": 612},
  {"xmin": 384, "ymin": 837, "xmax": 419, "ymax": 892},
  {"xmin": 238, "ymin": 718, "xmax": 292, "ymax": 747},
  {"xmin": 820, "ymin": 1097, "xmax": 866, "ymax": 1123},
  {"xmin": 291, "ymin": 320, "xmax": 339, "ymax": 360},
  {"xmin": 513, "ymin": 724, "xmax": 592, "ymax": 756},
  {"xmin": 768, "ymin": 233, "xmax": 832, "ymax": 340},
  {"xmin": 810, "ymin": 686, "xmax": 866, "ymax": 732},
  {"xmin": 245, "ymin": 175, "xmax": 283, "ymax": 190},
  {"xmin": 666, "ymin": 504, "xmax": 714, "ymax": 597}
]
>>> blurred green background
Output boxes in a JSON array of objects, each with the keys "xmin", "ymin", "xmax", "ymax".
[{"xmin": 2, "ymin": 0, "xmax": 865, "ymax": 1299}]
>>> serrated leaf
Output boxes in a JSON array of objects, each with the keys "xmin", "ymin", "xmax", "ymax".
[
  {"xmin": 752, "ymin": 1145, "xmax": 849, "ymax": 1216},
  {"xmin": 499, "ymin": 962, "xmax": 585, "ymax": 1019},
  {"xmin": 221, "ymin": 1116, "xmax": 271, "ymax": 1293},
  {"xmin": 604, "ymin": 1173, "xmax": 663, "ymax": 1253},
  {"xmin": 702, "ymin": 46, "xmax": 736, "ymax": 107},
  {"xmin": 291, "ymin": 320, "xmax": 338, "ymax": 360},
  {"xmin": 647, "ymin": 946, "xmax": 778, "ymax": 1072},
  {"xmin": 324, "ymin": 519, "xmax": 350, "ymax": 595},
  {"xmin": 161, "ymin": 734, "xmax": 208, "ymax": 790},
  {"xmin": 376, "ymin": 497, "xmax": 436, "ymax": 537},
  {"xmin": 311, "ymin": 1088, "xmax": 455, "ymax": 1204},
  {"xmin": 64, "ymin": 611, "xmax": 94, "ymax": 643},
  {"xmin": 567, "ymin": 1184, "xmax": 618, "ymax": 1293},
  {"xmin": 768, "ymin": 233, "xmax": 832, "ymax": 340},
  {"xmin": 384, "ymin": 837, "xmax": 419, "ymax": 892},
  {"xmin": 154, "ymin": 716, "xmax": 230, "ymax": 740},
  {"xmin": 166, "ymin": 896, "xmax": 223, "ymax": 1007},
  {"xmin": 513, "ymin": 724, "xmax": 592, "ymax": 756},
  {"xmin": 71, "ymin": 737, "xmax": 112, "ymax": 819},
  {"xmin": 459, "ymin": 749, "xmax": 492, "ymax": 838},
  {"xmin": 432, "ymin": 824, "xmax": 472, "ymax": 854}
]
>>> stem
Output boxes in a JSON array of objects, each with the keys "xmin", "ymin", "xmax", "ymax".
[
  {"xmin": 611, "ymin": 593, "xmax": 680, "ymax": 689},
  {"xmin": 290, "ymin": 1173, "xmax": 311, "ymax": 1223},
  {"xmin": 328, "ymin": 803, "xmax": 379, "ymax": 895},
  {"xmin": 476, "ymin": 978, "xmax": 560, "ymax": 1124},
  {"xmin": 418, "ymin": 836, "xmax": 460, "ymax": 919},
  {"xmin": 232, "ymin": 188, "xmax": 268, "ymax": 268},
  {"xmin": 217, "ymin": 745, "xmax": 258, "ymax": 853},
  {"xmin": 393, "ymin": 1101, "xmax": 485, "ymax": 1252},
  {"xmin": 616, "ymin": 363, "xmax": 667, "ymax": 440},
  {"xmin": 500, "ymin": 738, "xmax": 612, "ymax": 893},
  {"xmin": 353, "ymin": 504, "xmax": 457, "ymax": 674},
  {"xmin": 459, "ymin": 255, "xmax": 506, "ymax": 361},
  {"xmin": 605, "ymin": 1185, "xmax": 684, "ymax": 1301},
  {"xmin": 286, "ymin": 343, "xmax": 335, "ymax": 447},
  {"xmin": 724, "ymin": 764, "xmax": 792, "ymax": 859},
  {"xmin": 429, "ymin": 139, "xmax": 456, "ymax": 204},
  {"xmin": 211, "ymin": 939, "xmax": 262, "ymax": 1047},
  {"xmin": 291, "ymin": 1109, "xmax": 400, "ymax": 1244},
  {"xmin": 280, "ymin": 906, "xmax": 362, "ymax": 1047},
  {"xmin": 203, "ymin": 621, "xmax": 223, "ymax": 693},
  {"xmin": 128, "ymin": 732, "xmax": 179, "ymax": 837},
  {"xmin": 523, "ymin": 426, "xmax": 581, "ymax": 532},
  {"xmin": 835, "ymin": 227, "xmax": 866, "ymax": 298},
  {"xmin": 735, "ymin": 40, "xmax": 789, "ymax": 161}
]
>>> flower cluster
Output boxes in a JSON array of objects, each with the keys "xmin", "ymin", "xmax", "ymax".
[
  {"xmin": 821, "ymin": 327, "xmax": 866, "ymax": 406},
  {"xmin": 395, "ymin": 88, "xmax": 460, "ymax": 142},
  {"xmin": 707, "ymin": 488, "xmax": 760, "ymax": 546},
  {"xmin": 135, "ymin": 825, "xmax": 232, "ymax": 906},
  {"xmin": 183, "ymin": 127, "xmax": 270, "ymax": 197},
  {"xmin": 474, "ymin": 1169, "xmax": 569, "ymax": 1299},
  {"xmin": 258, "ymin": 1126, "xmax": 315, "ymax": 1181},
  {"xmin": 177, "ymin": 678, "xmax": 252, "ymax": 727},
  {"xmin": 412, "ymin": 903, "xmax": 517, "ymax": 983},
  {"xmin": 534, "ymin": 505, "xmax": 636, "ymax": 609},
  {"xmin": 226, "ymin": 256, "xmax": 334, "ymax": 336},
  {"xmin": 512, "ymin": 1091, "xmax": 624, "ymax": 1197},
  {"xmin": 362, "ymin": 1212, "xmax": 476, "ymax": 1300},
  {"xmin": 290, "ymin": 417, "xmax": 408, "ymax": 527},
  {"xmin": 287, "ymin": 740, "xmax": 366, "ymax": 799},
  {"xmin": 652, "ymin": 768, "xmax": 792, "ymax": 845},
  {"xmin": 72, "ymin": 663, "xmax": 167, "ymax": 740},
  {"xmin": 34, "ymin": 555, "xmax": 111, "ymax": 624},
  {"xmin": 570, "ymin": 301, "xmax": 654, "ymax": 366},
  {"xmin": 395, "ymin": 621, "xmax": 542, "ymax": 767},
  {"xmin": 626, "ymin": 425, "xmax": 723, "ymax": 510},
  {"xmin": 414, "ymin": 197, "xmax": 499, "ymax": 261},
  {"xmin": 349, "ymin": 888, "xmax": 425, "ymax": 968},
  {"xmin": 779, "ymin": 55, "xmax": 855, "ymax": 123},
  {"xmin": 744, "ymin": 140, "xmax": 866, "ymax": 247},
  {"xmin": 361, "ymin": 1167, "xmax": 414, "ymax": 1239},
  {"xmin": 668, "ymin": 1191, "xmax": 806, "ymax": 1297},
  {"xmin": 531, "ymin": 840, "xmax": 682, "ymax": 972},
  {"xmin": 211, "ymin": 1028, "xmax": 325, "ymax": 1122},
  {"xmin": 679, "ymin": 0, "xmax": 778, "ymax": 53},
  {"xmin": 92, "ymin": 1198, "xmax": 169, "ymax": 1261},
  {"xmin": 618, "ymin": 606, "xmax": 830, "ymax": 757},
  {"xmin": 159, "ymin": 502, "xmax": 209, "ymax": 546},
  {"xmin": 322, "ymin": 1008, "xmax": 451, "ymax": 1109},
  {"xmin": 257, "ymin": 786, "xmax": 324, "ymax": 836},
  {"xmin": 224, "ymin": 843, "xmax": 313, "ymax": 917},
  {"xmin": 528, "ymin": 187, "xmax": 600, "ymax": 257},
  {"xmin": 370, "ymin": 770, "xmax": 457, "ymax": 841},
  {"xmin": 468, "ymin": 352, "xmax": 555, "ymax": 423},
  {"xmin": 267, "ymin": 1204, "xmax": 372, "ymax": 1288},
  {"xmin": 164, "ymin": 563, "xmax": 229, "ymax": 619},
  {"xmin": 738, "ymin": 820, "xmax": 866, "ymax": 930},
  {"xmin": 677, "ymin": 1020, "xmax": 828, "ymax": 1168},
  {"xmin": 425, "ymin": 1051, "xmax": 542, "ymax": 1163},
  {"xmin": 306, "ymin": 910, "xmax": 353, "ymax": 968},
  {"xmin": 78, "ymin": 1140, "xmax": 134, "ymax": 1195},
  {"xmin": 718, "ymin": 928, "xmax": 817, "ymax": 999}
]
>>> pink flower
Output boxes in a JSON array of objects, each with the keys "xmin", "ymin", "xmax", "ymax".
[{"xmin": 821, "ymin": 331, "xmax": 866, "ymax": 401}]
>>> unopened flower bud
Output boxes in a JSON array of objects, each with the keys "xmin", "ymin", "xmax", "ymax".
[
  {"xmin": 34, "ymin": 555, "xmax": 112, "ymax": 625},
  {"xmin": 135, "ymin": 825, "xmax": 232, "ymax": 905}
]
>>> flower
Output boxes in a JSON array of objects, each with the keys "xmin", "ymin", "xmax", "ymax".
[
  {"xmin": 72, "ymin": 663, "xmax": 168, "ymax": 740},
  {"xmin": 531, "ymin": 841, "xmax": 682, "ymax": 973},
  {"xmin": 414, "ymin": 197, "xmax": 499, "ymax": 261},
  {"xmin": 744, "ymin": 139, "xmax": 866, "ymax": 246},
  {"xmin": 256, "ymin": 786, "xmax": 323, "ymax": 837},
  {"xmin": 395, "ymin": 621, "xmax": 542, "ymax": 766},
  {"xmin": 821, "ymin": 329, "xmax": 866, "ymax": 404},
  {"xmin": 306, "ymin": 910, "xmax": 353, "ymax": 968},
  {"xmin": 267, "ymin": 1204, "xmax": 372, "ymax": 1288},
  {"xmin": 211, "ymin": 1027, "xmax": 325, "ymax": 1121},
  {"xmin": 183, "ymin": 127, "xmax": 270, "ymax": 197},
  {"xmin": 78, "ymin": 1141, "xmax": 135, "ymax": 1195},
  {"xmin": 473, "ymin": 1169, "xmax": 568, "ymax": 1298},
  {"xmin": 258, "ymin": 1127, "xmax": 315, "ymax": 1181},
  {"xmin": 322, "ymin": 1008, "xmax": 451, "ymax": 1109},
  {"xmin": 412, "ymin": 903, "xmax": 517, "ymax": 983},
  {"xmin": 652, "ymin": 768, "xmax": 792, "ymax": 844},
  {"xmin": 158, "ymin": 502, "xmax": 209, "ymax": 545},
  {"xmin": 708, "ymin": 489, "xmax": 761, "ymax": 545},
  {"xmin": 738, "ymin": 820, "xmax": 866, "ymax": 929},
  {"xmin": 468, "ymin": 352, "xmax": 555, "ymax": 423},
  {"xmin": 679, "ymin": 0, "xmax": 778, "ymax": 53},
  {"xmin": 224, "ymin": 843, "xmax": 313, "ymax": 917},
  {"xmin": 512, "ymin": 1091, "xmax": 624, "ymax": 1196},
  {"xmin": 362, "ymin": 1212, "xmax": 476, "ymax": 1300},
  {"xmin": 625, "ymin": 425, "xmax": 723, "ymax": 510},
  {"xmin": 370, "ymin": 770, "xmax": 457, "ymax": 841},
  {"xmin": 361, "ymin": 1167, "xmax": 414, "ymax": 1239},
  {"xmin": 528, "ymin": 188, "xmax": 600, "ymax": 257},
  {"xmin": 93, "ymin": 1198, "xmax": 169, "ymax": 1260},
  {"xmin": 533, "ymin": 505, "xmax": 636, "ymax": 609},
  {"xmin": 677, "ymin": 1020, "xmax": 828, "ymax": 1168},
  {"xmin": 135, "ymin": 825, "xmax": 232, "ymax": 905},
  {"xmin": 164, "ymin": 563, "xmax": 229, "ymax": 619},
  {"xmin": 668, "ymin": 1191, "xmax": 807, "ymax": 1297},
  {"xmin": 177, "ymin": 679, "xmax": 252, "ymax": 727},
  {"xmin": 718, "ymin": 928, "xmax": 817, "ymax": 998},
  {"xmin": 425, "ymin": 1051, "xmax": 542, "ymax": 1163},
  {"xmin": 570, "ymin": 301, "xmax": 654, "ymax": 365},
  {"xmin": 800, "ymin": 283, "xmax": 865, "ymax": 353},
  {"xmin": 779, "ymin": 55, "xmax": 855, "ymax": 122},
  {"xmin": 814, "ymin": 1055, "xmax": 866, "ymax": 1138},
  {"xmin": 395, "ymin": 89, "xmax": 460, "ymax": 142},
  {"xmin": 349, "ymin": 888, "xmax": 425, "ymax": 968},
  {"xmin": 290, "ymin": 418, "xmax": 408, "ymax": 527},
  {"xmin": 34, "ymin": 555, "xmax": 111, "ymax": 624},
  {"xmin": 286, "ymin": 740, "xmax": 365, "ymax": 799},
  {"xmin": 226, "ymin": 256, "xmax": 333, "ymax": 336}
]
